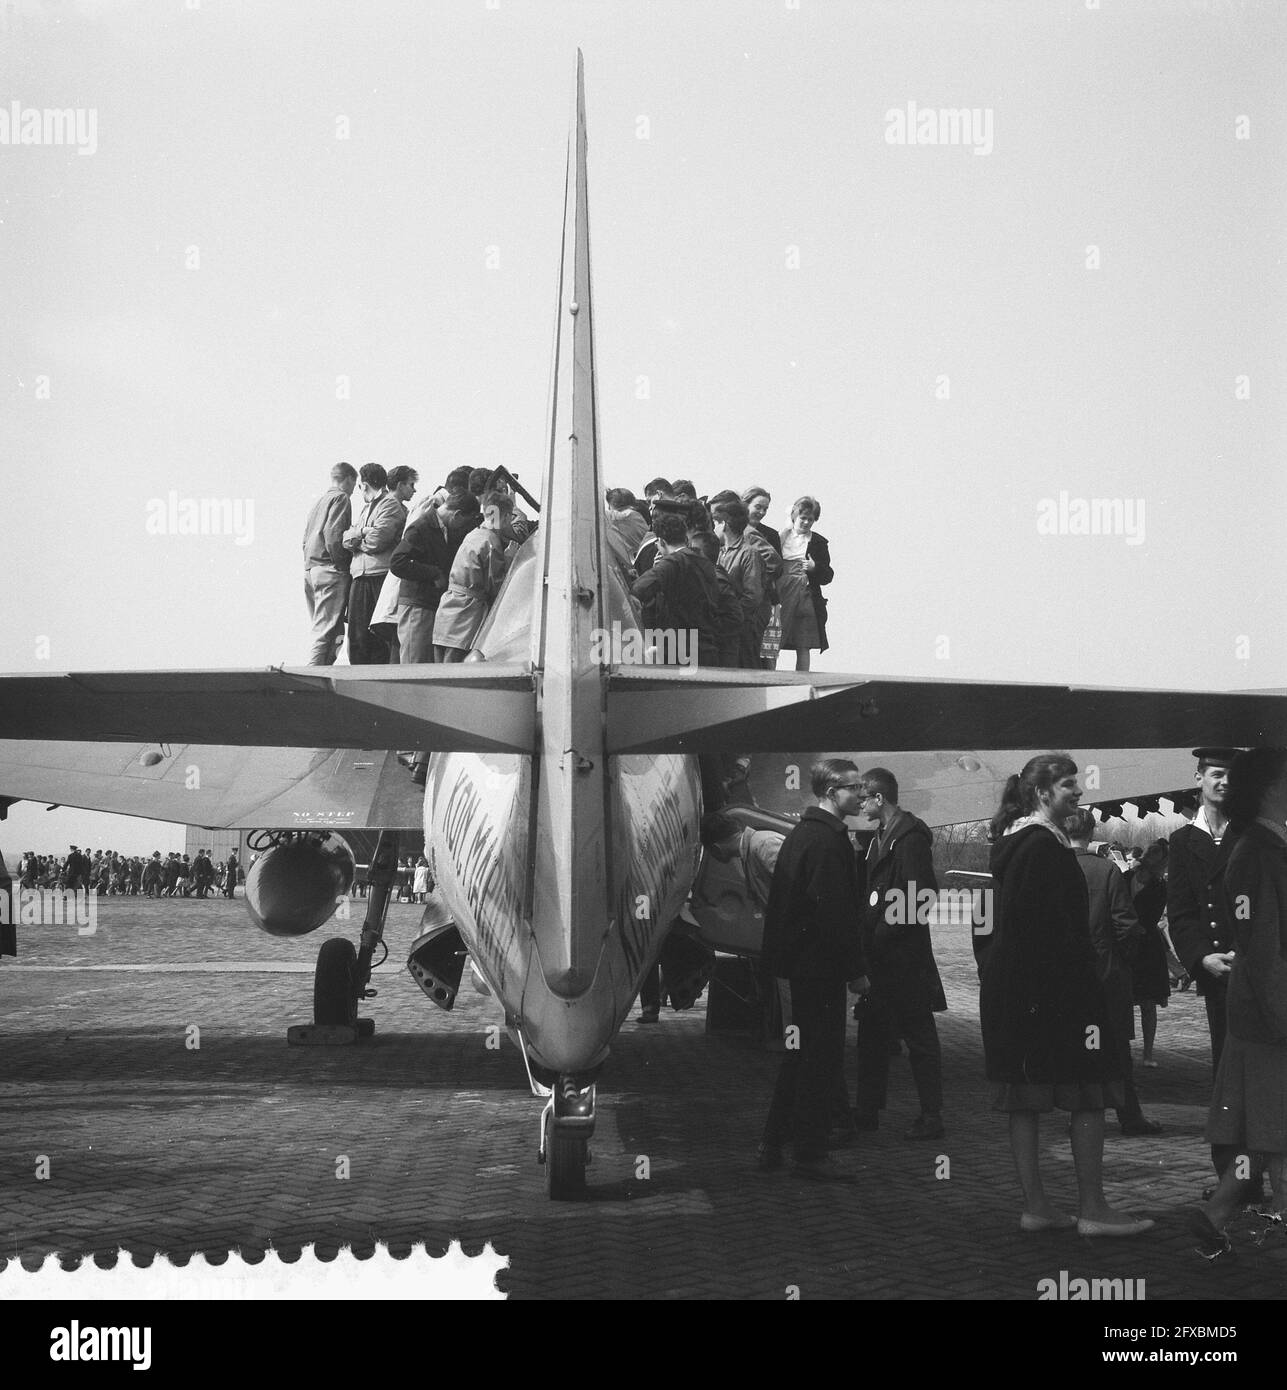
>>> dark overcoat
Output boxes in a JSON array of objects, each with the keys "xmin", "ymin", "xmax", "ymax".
[
  {"xmin": 980, "ymin": 824, "xmax": 1115, "ymax": 1084},
  {"xmin": 761, "ymin": 807, "xmax": 868, "ymax": 983},
  {"xmin": 861, "ymin": 810, "xmax": 946, "ymax": 1012},
  {"xmin": 630, "ymin": 548, "xmax": 720, "ymax": 667},
  {"xmin": 1167, "ymin": 822, "xmax": 1238, "ymax": 996},
  {"xmin": 0, "ymin": 852, "xmax": 14, "ymax": 957},
  {"xmin": 1222, "ymin": 821, "xmax": 1287, "ymax": 1045},
  {"xmin": 1074, "ymin": 848, "xmax": 1140, "ymax": 1042}
]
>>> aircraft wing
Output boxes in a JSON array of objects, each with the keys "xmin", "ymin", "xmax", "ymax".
[
  {"xmin": 0, "ymin": 664, "xmax": 536, "ymax": 830},
  {"xmin": 0, "ymin": 742, "xmax": 426, "ymax": 831},
  {"xmin": 605, "ymin": 670, "xmax": 1287, "ymax": 754},
  {"xmin": 0, "ymin": 665, "xmax": 535, "ymax": 750}
]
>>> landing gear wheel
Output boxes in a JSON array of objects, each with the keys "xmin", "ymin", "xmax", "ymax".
[
  {"xmin": 314, "ymin": 937, "xmax": 358, "ymax": 1027},
  {"xmin": 546, "ymin": 1123, "xmax": 588, "ymax": 1201}
]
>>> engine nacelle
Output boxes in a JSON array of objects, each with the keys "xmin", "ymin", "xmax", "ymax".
[{"xmin": 244, "ymin": 833, "xmax": 356, "ymax": 938}]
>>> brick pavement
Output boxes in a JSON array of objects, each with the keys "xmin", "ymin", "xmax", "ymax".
[{"xmin": 1, "ymin": 897, "xmax": 1284, "ymax": 1299}]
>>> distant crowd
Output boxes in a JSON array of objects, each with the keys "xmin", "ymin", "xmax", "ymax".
[
  {"xmin": 303, "ymin": 465, "xmax": 835, "ymax": 671},
  {"xmin": 18, "ymin": 847, "xmax": 243, "ymax": 898}
]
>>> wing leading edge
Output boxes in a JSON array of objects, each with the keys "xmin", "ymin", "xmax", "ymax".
[
  {"xmin": 0, "ymin": 665, "xmax": 537, "ymax": 753},
  {"xmin": 605, "ymin": 669, "xmax": 1287, "ymax": 753},
  {"xmin": 0, "ymin": 665, "xmax": 534, "ymax": 829}
]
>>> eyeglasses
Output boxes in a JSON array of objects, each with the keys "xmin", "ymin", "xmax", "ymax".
[{"xmin": 831, "ymin": 782, "xmax": 865, "ymax": 792}]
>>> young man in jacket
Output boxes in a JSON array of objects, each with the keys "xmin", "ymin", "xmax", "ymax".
[
  {"xmin": 711, "ymin": 500, "xmax": 765, "ymax": 670},
  {"xmin": 344, "ymin": 462, "xmax": 408, "ymax": 665},
  {"xmin": 302, "ymin": 461, "xmax": 358, "ymax": 665},
  {"xmin": 853, "ymin": 767, "xmax": 947, "ymax": 1140},
  {"xmin": 1168, "ymin": 747, "xmax": 1240, "ymax": 1071},
  {"xmin": 758, "ymin": 759, "xmax": 870, "ymax": 1179},
  {"xmin": 687, "ymin": 530, "xmax": 742, "ymax": 668},
  {"xmin": 630, "ymin": 513, "xmax": 719, "ymax": 668},
  {"xmin": 1171, "ymin": 746, "xmax": 1271, "ymax": 1203},
  {"xmin": 390, "ymin": 500, "xmax": 452, "ymax": 664}
]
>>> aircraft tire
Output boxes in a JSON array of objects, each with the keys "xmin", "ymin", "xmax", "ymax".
[
  {"xmin": 314, "ymin": 937, "xmax": 358, "ymax": 1027},
  {"xmin": 546, "ymin": 1127, "xmax": 587, "ymax": 1200}
]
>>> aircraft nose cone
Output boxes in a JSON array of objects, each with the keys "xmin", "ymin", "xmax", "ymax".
[{"xmin": 520, "ymin": 945, "xmax": 620, "ymax": 1074}]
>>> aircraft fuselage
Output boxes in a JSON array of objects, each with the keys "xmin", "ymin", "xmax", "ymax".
[{"xmin": 423, "ymin": 541, "xmax": 701, "ymax": 1075}]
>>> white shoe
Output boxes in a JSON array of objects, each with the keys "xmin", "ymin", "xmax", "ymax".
[
  {"xmin": 1077, "ymin": 1216, "xmax": 1155, "ymax": 1237},
  {"xmin": 1019, "ymin": 1212, "xmax": 1076, "ymax": 1232}
]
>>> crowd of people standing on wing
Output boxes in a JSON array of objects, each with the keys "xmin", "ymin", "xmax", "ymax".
[
  {"xmin": 304, "ymin": 464, "xmax": 835, "ymax": 672},
  {"xmin": 608, "ymin": 478, "xmax": 834, "ymax": 672},
  {"xmin": 303, "ymin": 462, "xmax": 530, "ymax": 668},
  {"xmin": 16, "ymin": 847, "xmax": 242, "ymax": 898},
  {"xmin": 751, "ymin": 745, "xmax": 1286, "ymax": 1258}
]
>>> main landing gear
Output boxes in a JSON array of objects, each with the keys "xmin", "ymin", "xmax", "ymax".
[
  {"xmin": 287, "ymin": 830, "xmax": 400, "ymax": 1045},
  {"xmin": 538, "ymin": 1075, "xmax": 596, "ymax": 1200}
]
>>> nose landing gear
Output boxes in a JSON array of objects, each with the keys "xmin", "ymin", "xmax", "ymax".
[{"xmin": 538, "ymin": 1075, "xmax": 596, "ymax": 1200}]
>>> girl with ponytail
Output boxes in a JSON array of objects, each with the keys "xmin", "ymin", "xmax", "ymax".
[{"xmin": 980, "ymin": 753, "xmax": 1155, "ymax": 1237}]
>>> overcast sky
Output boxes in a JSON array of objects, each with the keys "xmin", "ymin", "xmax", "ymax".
[{"xmin": 2, "ymin": 0, "xmax": 1283, "ymax": 855}]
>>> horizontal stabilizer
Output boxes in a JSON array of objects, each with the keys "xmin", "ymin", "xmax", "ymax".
[
  {"xmin": 605, "ymin": 669, "xmax": 1287, "ymax": 754},
  {"xmin": 0, "ymin": 665, "xmax": 537, "ymax": 754}
]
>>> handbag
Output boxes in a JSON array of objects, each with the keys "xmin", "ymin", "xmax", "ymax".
[{"xmin": 759, "ymin": 604, "xmax": 783, "ymax": 660}]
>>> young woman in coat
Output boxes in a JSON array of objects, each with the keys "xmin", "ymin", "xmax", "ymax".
[
  {"xmin": 981, "ymin": 752, "xmax": 1153, "ymax": 1237},
  {"xmin": 776, "ymin": 496, "xmax": 833, "ymax": 672}
]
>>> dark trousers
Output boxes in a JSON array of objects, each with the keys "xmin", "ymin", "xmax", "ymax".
[
  {"xmin": 1111, "ymin": 1019, "xmax": 1144, "ymax": 1126},
  {"xmin": 1203, "ymin": 984, "xmax": 1228, "ymax": 1073},
  {"xmin": 347, "ymin": 574, "xmax": 390, "ymax": 665},
  {"xmin": 854, "ymin": 987, "xmax": 943, "ymax": 1117},
  {"xmin": 639, "ymin": 963, "xmax": 661, "ymax": 1011},
  {"xmin": 738, "ymin": 621, "xmax": 761, "ymax": 669},
  {"xmin": 1202, "ymin": 982, "xmax": 1262, "ymax": 1191},
  {"xmin": 763, "ymin": 977, "xmax": 847, "ymax": 1159},
  {"xmin": 1205, "ymin": 984, "xmax": 1230, "ymax": 1177}
]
